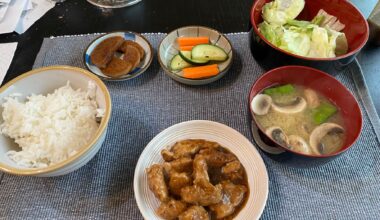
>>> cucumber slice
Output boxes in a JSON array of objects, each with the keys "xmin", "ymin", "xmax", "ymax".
[
  {"xmin": 179, "ymin": 51, "xmax": 209, "ymax": 65},
  {"xmin": 170, "ymin": 54, "xmax": 191, "ymax": 71},
  {"xmin": 191, "ymin": 44, "xmax": 228, "ymax": 61}
]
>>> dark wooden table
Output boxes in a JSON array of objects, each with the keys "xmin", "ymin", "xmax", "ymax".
[{"xmin": 0, "ymin": 0, "xmax": 379, "ymax": 114}]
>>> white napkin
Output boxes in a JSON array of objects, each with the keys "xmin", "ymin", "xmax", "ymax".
[
  {"xmin": 15, "ymin": 0, "xmax": 55, "ymax": 34},
  {"xmin": 0, "ymin": 0, "xmax": 54, "ymax": 34},
  {"xmin": 0, "ymin": 42, "xmax": 18, "ymax": 84},
  {"xmin": 0, "ymin": 2, "xmax": 10, "ymax": 21},
  {"xmin": 0, "ymin": 0, "xmax": 27, "ymax": 34},
  {"xmin": 24, "ymin": 0, "xmax": 33, "ymax": 11}
]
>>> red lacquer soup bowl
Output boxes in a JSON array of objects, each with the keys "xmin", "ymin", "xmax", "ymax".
[
  {"xmin": 248, "ymin": 66, "xmax": 362, "ymax": 167},
  {"xmin": 249, "ymin": 0, "xmax": 369, "ymax": 72}
]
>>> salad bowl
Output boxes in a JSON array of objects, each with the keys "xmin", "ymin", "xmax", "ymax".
[{"xmin": 249, "ymin": 0, "xmax": 369, "ymax": 72}]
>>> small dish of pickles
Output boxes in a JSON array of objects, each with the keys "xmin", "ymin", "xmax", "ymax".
[{"xmin": 158, "ymin": 26, "xmax": 233, "ymax": 86}]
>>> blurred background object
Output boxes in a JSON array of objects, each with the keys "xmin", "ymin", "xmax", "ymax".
[
  {"xmin": 350, "ymin": 0, "xmax": 377, "ymax": 18},
  {"xmin": 368, "ymin": 1, "xmax": 380, "ymax": 45},
  {"xmin": 86, "ymin": 0, "xmax": 141, "ymax": 8}
]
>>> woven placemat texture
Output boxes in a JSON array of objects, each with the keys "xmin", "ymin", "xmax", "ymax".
[{"xmin": 0, "ymin": 33, "xmax": 379, "ymax": 219}]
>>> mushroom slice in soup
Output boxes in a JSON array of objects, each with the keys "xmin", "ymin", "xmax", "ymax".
[
  {"xmin": 265, "ymin": 126, "xmax": 289, "ymax": 148},
  {"xmin": 309, "ymin": 123, "xmax": 344, "ymax": 155},
  {"xmin": 251, "ymin": 94, "xmax": 272, "ymax": 116},
  {"xmin": 271, "ymin": 97, "xmax": 307, "ymax": 114},
  {"xmin": 288, "ymin": 135, "xmax": 311, "ymax": 154},
  {"xmin": 303, "ymin": 88, "xmax": 320, "ymax": 108}
]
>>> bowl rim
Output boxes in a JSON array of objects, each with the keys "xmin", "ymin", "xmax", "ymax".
[
  {"xmin": 248, "ymin": 65, "xmax": 363, "ymax": 158},
  {"xmin": 83, "ymin": 31, "xmax": 154, "ymax": 81},
  {"xmin": 250, "ymin": 0, "xmax": 369, "ymax": 61},
  {"xmin": 157, "ymin": 25, "xmax": 234, "ymax": 85},
  {"xmin": 86, "ymin": 0, "xmax": 142, "ymax": 9},
  {"xmin": 0, "ymin": 65, "xmax": 112, "ymax": 175}
]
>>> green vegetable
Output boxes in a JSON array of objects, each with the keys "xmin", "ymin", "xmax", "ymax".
[
  {"xmin": 179, "ymin": 51, "xmax": 209, "ymax": 65},
  {"xmin": 258, "ymin": 21, "xmax": 284, "ymax": 46},
  {"xmin": 307, "ymin": 26, "xmax": 332, "ymax": 58},
  {"xmin": 264, "ymin": 84, "xmax": 295, "ymax": 96},
  {"xmin": 262, "ymin": 0, "xmax": 305, "ymax": 25},
  {"xmin": 191, "ymin": 44, "xmax": 228, "ymax": 61},
  {"xmin": 259, "ymin": 0, "xmax": 348, "ymax": 58},
  {"xmin": 312, "ymin": 102, "xmax": 337, "ymax": 125},
  {"xmin": 170, "ymin": 54, "xmax": 191, "ymax": 71},
  {"xmin": 311, "ymin": 15, "xmax": 325, "ymax": 26},
  {"xmin": 286, "ymin": 19, "xmax": 311, "ymax": 28},
  {"xmin": 327, "ymin": 28, "xmax": 348, "ymax": 56},
  {"xmin": 279, "ymin": 26, "xmax": 312, "ymax": 56},
  {"xmin": 307, "ymin": 26, "xmax": 348, "ymax": 58}
]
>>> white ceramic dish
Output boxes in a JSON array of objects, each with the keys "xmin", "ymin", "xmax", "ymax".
[
  {"xmin": 134, "ymin": 120, "xmax": 268, "ymax": 220},
  {"xmin": 84, "ymin": 31, "xmax": 153, "ymax": 81},
  {"xmin": 86, "ymin": 0, "xmax": 142, "ymax": 8},
  {"xmin": 158, "ymin": 26, "xmax": 233, "ymax": 85},
  {"xmin": 0, "ymin": 66, "xmax": 112, "ymax": 177}
]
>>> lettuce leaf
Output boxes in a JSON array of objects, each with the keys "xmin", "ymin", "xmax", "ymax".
[
  {"xmin": 262, "ymin": 0, "xmax": 305, "ymax": 25},
  {"xmin": 258, "ymin": 21, "xmax": 284, "ymax": 46},
  {"xmin": 259, "ymin": 1, "xmax": 347, "ymax": 58},
  {"xmin": 278, "ymin": 26, "xmax": 311, "ymax": 56},
  {"xmin": 307, "ymin": 26, "xmax": 333, "ymax": 58}
]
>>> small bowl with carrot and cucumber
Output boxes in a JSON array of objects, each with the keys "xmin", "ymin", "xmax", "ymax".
[{"xmin": 158, "ymin": 26, "xmax": 233, "ymax": 85}]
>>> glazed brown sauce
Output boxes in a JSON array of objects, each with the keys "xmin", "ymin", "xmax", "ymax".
[
  {"xmin": 153, "ymin": 140, "xmax": 250, "ymax": 220},
  {"xmin": 208, "ymin": 147, "xmax": 250, "ymax": 220}
]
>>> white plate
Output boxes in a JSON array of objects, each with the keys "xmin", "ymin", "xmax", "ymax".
[{"xmin": 133, "ymin": 120, "xmax": 269, "ymax": 220}]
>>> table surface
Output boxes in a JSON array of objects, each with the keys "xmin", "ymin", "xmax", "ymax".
[{"xmin": 0, "ymin": 0, "xmax": 379, "ymax": 114}]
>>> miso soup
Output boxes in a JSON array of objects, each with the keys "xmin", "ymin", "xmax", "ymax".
[{"xmin": 250, "ymin": 84, "xmax": 345, "ymax": 156}]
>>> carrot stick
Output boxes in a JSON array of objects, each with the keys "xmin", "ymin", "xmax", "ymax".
[
  {"xmin": 177, "ymin": 37, "xmax": 209, "ymax": 46},
  {"xmin": 182, "ymin": 64, "xmax": 219, "ymax": 79},
  {"xmin": 179, "ymin": 45, "xmax": 194, "ymax": 51}
]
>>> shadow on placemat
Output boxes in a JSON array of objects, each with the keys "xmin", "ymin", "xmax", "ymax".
[{"xmin": 0, "ymin": 173, "xmax": 4, "ymax": 185}]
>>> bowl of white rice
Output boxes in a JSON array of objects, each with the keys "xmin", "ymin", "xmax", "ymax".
[{"xmin": 0, "ymin": 66, "xmax": 112, "ymax": 177}]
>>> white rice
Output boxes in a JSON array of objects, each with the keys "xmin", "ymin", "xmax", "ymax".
[{"xmin": 0, "ymin": 81, "xmax": 104, "ymax": 168}]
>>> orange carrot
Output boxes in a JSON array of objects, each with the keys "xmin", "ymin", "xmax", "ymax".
[
  {"xmin": 177, "ymin": 37, "xmax": 209, "ymax": 47},
  {"xmin": 179, "ymin": 45, "xmax": 194, "ymax": 51},
  {"xmin": 182, "ymin": 64, "xmax": 219, "ymax": 79}
]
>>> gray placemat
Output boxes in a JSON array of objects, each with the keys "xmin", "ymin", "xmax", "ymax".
[{"xmin": 1, "ymin": 33, "xmax": 380, "ymax": 220}]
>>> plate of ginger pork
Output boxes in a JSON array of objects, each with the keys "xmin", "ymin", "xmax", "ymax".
[{"xmin": 134, "ymin": 120, "xmax": 269, "ymax": 220}]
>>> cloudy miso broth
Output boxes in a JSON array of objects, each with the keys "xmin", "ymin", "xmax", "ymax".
[{"xmin": 251, "ymin": 84, "xmax": 345, "ymax": 156}]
